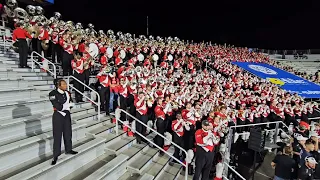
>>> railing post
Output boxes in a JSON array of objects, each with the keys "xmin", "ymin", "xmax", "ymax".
[
  {"xmin": 31, "ymin": 52, "xmax": 34, "ymax": 70},
  {"xmin": 97, "ymin": 92, "xmax": 100, "ymax": 122},
  {"xmin": 115, "ymin": 108, "xmax": 120, "ymax": 136},
  {"xmin": 67, "ymin": 76, "xmax": 70, "ymax": 91},
  {"xmin": 224, "ymin": 128, "xmax": 234, "ymax": 177},
  {"xmin": 273, "ymin": 122, "xmax": 279, "ymax": 146}
]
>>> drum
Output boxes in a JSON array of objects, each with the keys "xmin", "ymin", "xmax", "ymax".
[
  {"xmin": 138, "ymin": 53, "xmax": 144, "ymax": 61},
  {"xmin": 107, "ymin": 47, "xmax": 113, "ymax": 58},
  {"xmin": 152, "ymin": 54, "xmax": 159, "ymax": 61},
  {"xmin": 120, "ymin": 49, "xmax": 126, "ymax": 59},
  {"xmin": 88, "ymin": 43, "xmax": 99, "ymax": 58}
]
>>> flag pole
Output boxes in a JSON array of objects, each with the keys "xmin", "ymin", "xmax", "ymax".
[{"xmin": 147, "ymin": 16, "xmax": 149, "ymax": 36}]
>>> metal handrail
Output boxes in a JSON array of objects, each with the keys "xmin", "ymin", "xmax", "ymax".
[
  {"xmin": 230, "ymin": 121, "xmax": 289, "ymax": 129},
  {"xmin": 113, "ymin": 108, "xmax": 189, "ymax": 180},
  {"xmin": 67, "ymin": 76, "xmax": 101, "ymax": 122},
  {"xmin": 31, "ymin": 51, "xmax": 57, "ymax": 79},
  {"xmin": 224, "ymin": 162, "xmax": 246, "ymax": 180}
]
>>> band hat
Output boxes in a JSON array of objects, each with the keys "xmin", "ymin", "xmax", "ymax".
[
  {"xmin": 202, "ymin": 120, "xmax": 210, "ymax": 126},
  {"xmin": 305, "ymin": 156, "xmax": 318, "ymax": 164},
  {"xmin": 296, "ymin": 135, "xmax": 308, "ymax": 141}
]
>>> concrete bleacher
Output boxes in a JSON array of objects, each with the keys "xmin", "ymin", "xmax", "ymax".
[
  {"xmin": 0, "ymin": 39, "xmax": 191, "ymax": 180},
  {"xmin": 270, "ymin": 54, "xmax": 320, "ymax": 76}
]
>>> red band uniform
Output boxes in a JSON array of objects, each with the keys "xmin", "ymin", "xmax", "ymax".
[
  {"xmin": 134, "ymin": 92, "xmax": 149, "ymax": 144},
  {"xmin": 12, "ymin": 24, "xmax": 32, "ymax": 68},
  {"xmin": 71, "ymin": 54, "xmax": 85, "ymax": 102},
  {"xmin": 194, "ymin": 120, "xmax": 219, "ymax": 180}
]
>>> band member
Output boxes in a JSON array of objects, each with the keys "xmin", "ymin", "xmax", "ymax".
[
  {"xmin": 127, "ymin": 81, "xmax": 137, "ymax": 122},
  {"xmin": 37, "ymin": 24, "xmax": 49, "ymax": 61},
  {"xmin": 118, "ymin": 77, "xmax": 128, "ymax": 121},
  {"xmin": 51, "ymin": 28, "xmax": 61, "ymax": 63},
  {"xmin": 134, "ymin": 91, "xmax": 148, "ymax": 144},
  {"xmin": 154, "ymin": 98, "xmax": 167, "ymax": 154},
  {"xmin": 194, "ymin": 120, "xmax": 219, "ymax": 180},
  {"xmin": 61, "ymin": 33, "xmax": 74, "ymax": 76},
  {"xmin": 12, "ymin": 23, "xmax": 32, "ymax": 68},
  {"xmin": 49, "ymin": 79, "xmax": 78, "ymax": 165},
  {"xmin": 182, "ymin": 103, "xmax": 196, "ymax": 151},
  {"xmin": 71, "ymin": 52, "xmax": 85, "ymax": 103},
  {"xmin": 83, "ymin": 49, "xmax": 94, "ymax": 91},
  {"xmin": 97, "ymin": 66, "xmax": 111, "ymax": 115},
  {"xmin": 171, "ymin": 112, "xmax": 190, "ymax": 163},
  {"xmin": 109, "ymin": 72, "xmax": 119, "ymax": 112}
]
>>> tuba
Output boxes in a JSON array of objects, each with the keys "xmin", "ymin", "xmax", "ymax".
[
  {"xmin": 26, "ymin": 5, "xmax": 36, "ymax": 16},
  {"xmin": 41, "ymin": 39, "xmax": 49, "ymax": 51},
  {"xmin": 4, "ymin": 0, "xmax": 18, "ymax": 18},
  {"xmin": 14, "ymin": 7, "xmax": 29, "ymax": 21},
  {"xmin": 6, "ymin": 0, "xmax": 18, "ymax": 9}
]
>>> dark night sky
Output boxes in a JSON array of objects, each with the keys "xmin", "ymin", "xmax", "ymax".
[{"xmin": 39, "ymin": 0, "xmax": 320, "ymax": 49}]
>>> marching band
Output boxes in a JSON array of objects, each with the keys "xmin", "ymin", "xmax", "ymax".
[{"xmin": 4, "ymin": 1, "xmax": 320, "ymax": 179}]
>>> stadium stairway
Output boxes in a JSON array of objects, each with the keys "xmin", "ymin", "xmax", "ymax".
[{"xmin": 0, "ymin": 44, "xmax": 192, "ymax": 180}]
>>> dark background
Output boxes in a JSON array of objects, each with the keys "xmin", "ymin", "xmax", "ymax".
[{"xmin": 11, "ymin": 0, "xmax": 320, "ymax": 50}]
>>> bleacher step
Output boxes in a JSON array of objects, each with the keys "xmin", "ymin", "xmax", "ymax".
[
  {"xmin": 0, "ymin": 137, "xmax": 94, "ymax": 180},
  {"xmin": 0, "ymin": 123, "xmax": 87, "ymax": 176},
  {"xmin": 0, "ymin": 106, "xmax": 96, "ymax": 146},
  {"xmin": 83, "ymin": 154, "xmax": 129, "ymax": 180},
  {"xmin": 127, "ymin": 147, "xmax": 159, "ymax": 175},
  {"xmin": 7, "ymin": 137, "xmax": 106, "ymax": 180},
  {"xmin": 60, "ymin": 153, "xmax": 116, "ymax": 180}
]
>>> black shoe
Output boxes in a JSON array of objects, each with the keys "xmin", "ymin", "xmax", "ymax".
[
  {"xmin": 159, "ymin": 151, "xmax": 165, "ymax": 156},
  {"xmin": 66, "ymin": 150, "xmax": 78, "ymax": 155},
  {"xmin": 25, "ymin": 66, "xmax": 31, "ymax": 69},
  {"xmin": 51, "ymin": 157, "xmax": 58, "ymax": 165},
  {"xmin": 76, "ymin": 100, "xmax": 85, "ymax": 103}
]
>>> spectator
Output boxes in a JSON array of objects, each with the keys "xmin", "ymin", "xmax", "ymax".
[
  {"xmin": 300, "ymin": 140, "xmax": 315, "ymax": 167},
  {"xmin": 271, "ymin": 146, "xmax": 296, "ymax": 180},
  {"xmin": 298, "ymin": 156, "xmax": 317, "ymax": 180}
]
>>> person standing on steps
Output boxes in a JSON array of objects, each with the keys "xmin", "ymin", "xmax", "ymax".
[
  {"xmin": 49, "ymin": 79, "xmax": 78, "ymax": 165},
  {"xmin": 12, "ymin": 22, "xmax": 32, "ymax": 68},
  {"xmin": 71, "ymin": 52, "xmax": 85, "ymax": 103},
  {"xmin": 194, "ymin": 120, "xmax": 220, "ymax": 180}
]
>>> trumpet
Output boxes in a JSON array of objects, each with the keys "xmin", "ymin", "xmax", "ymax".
[
  {"xmin": 148, "ymin": 76, "xmax": 156, "ymax": 84},
  {"xmin": 171, "ymin": 101, "xmax": 179, "ymax": 109},
  {"xmin": 156, "ymin": 76, "xmax": 163, "ymax": 82},
  {"xmin": 135, "ymin": 66, "xmax": 142, "ymax": 74},
  {"xmin": 162, "ymin": 69, "xmax": 168, "ymax": 75},
  {"xmin": 125, "ymin": 69, "xmax": 134, "ymax": 76},
  {"xmin": 156, "ymin": 67, "xmax": 162, "ymax": 74},
  {"xmin": 102, "ymin": 66, "xmax": 112, "ymax": 74},
  {"xmin": 130, "ymin": 80, "xmax": 137, "ymax": 86},
  {"xmin": 143, "ymin": 67, "xmax": 149, "ymax": 74}
]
